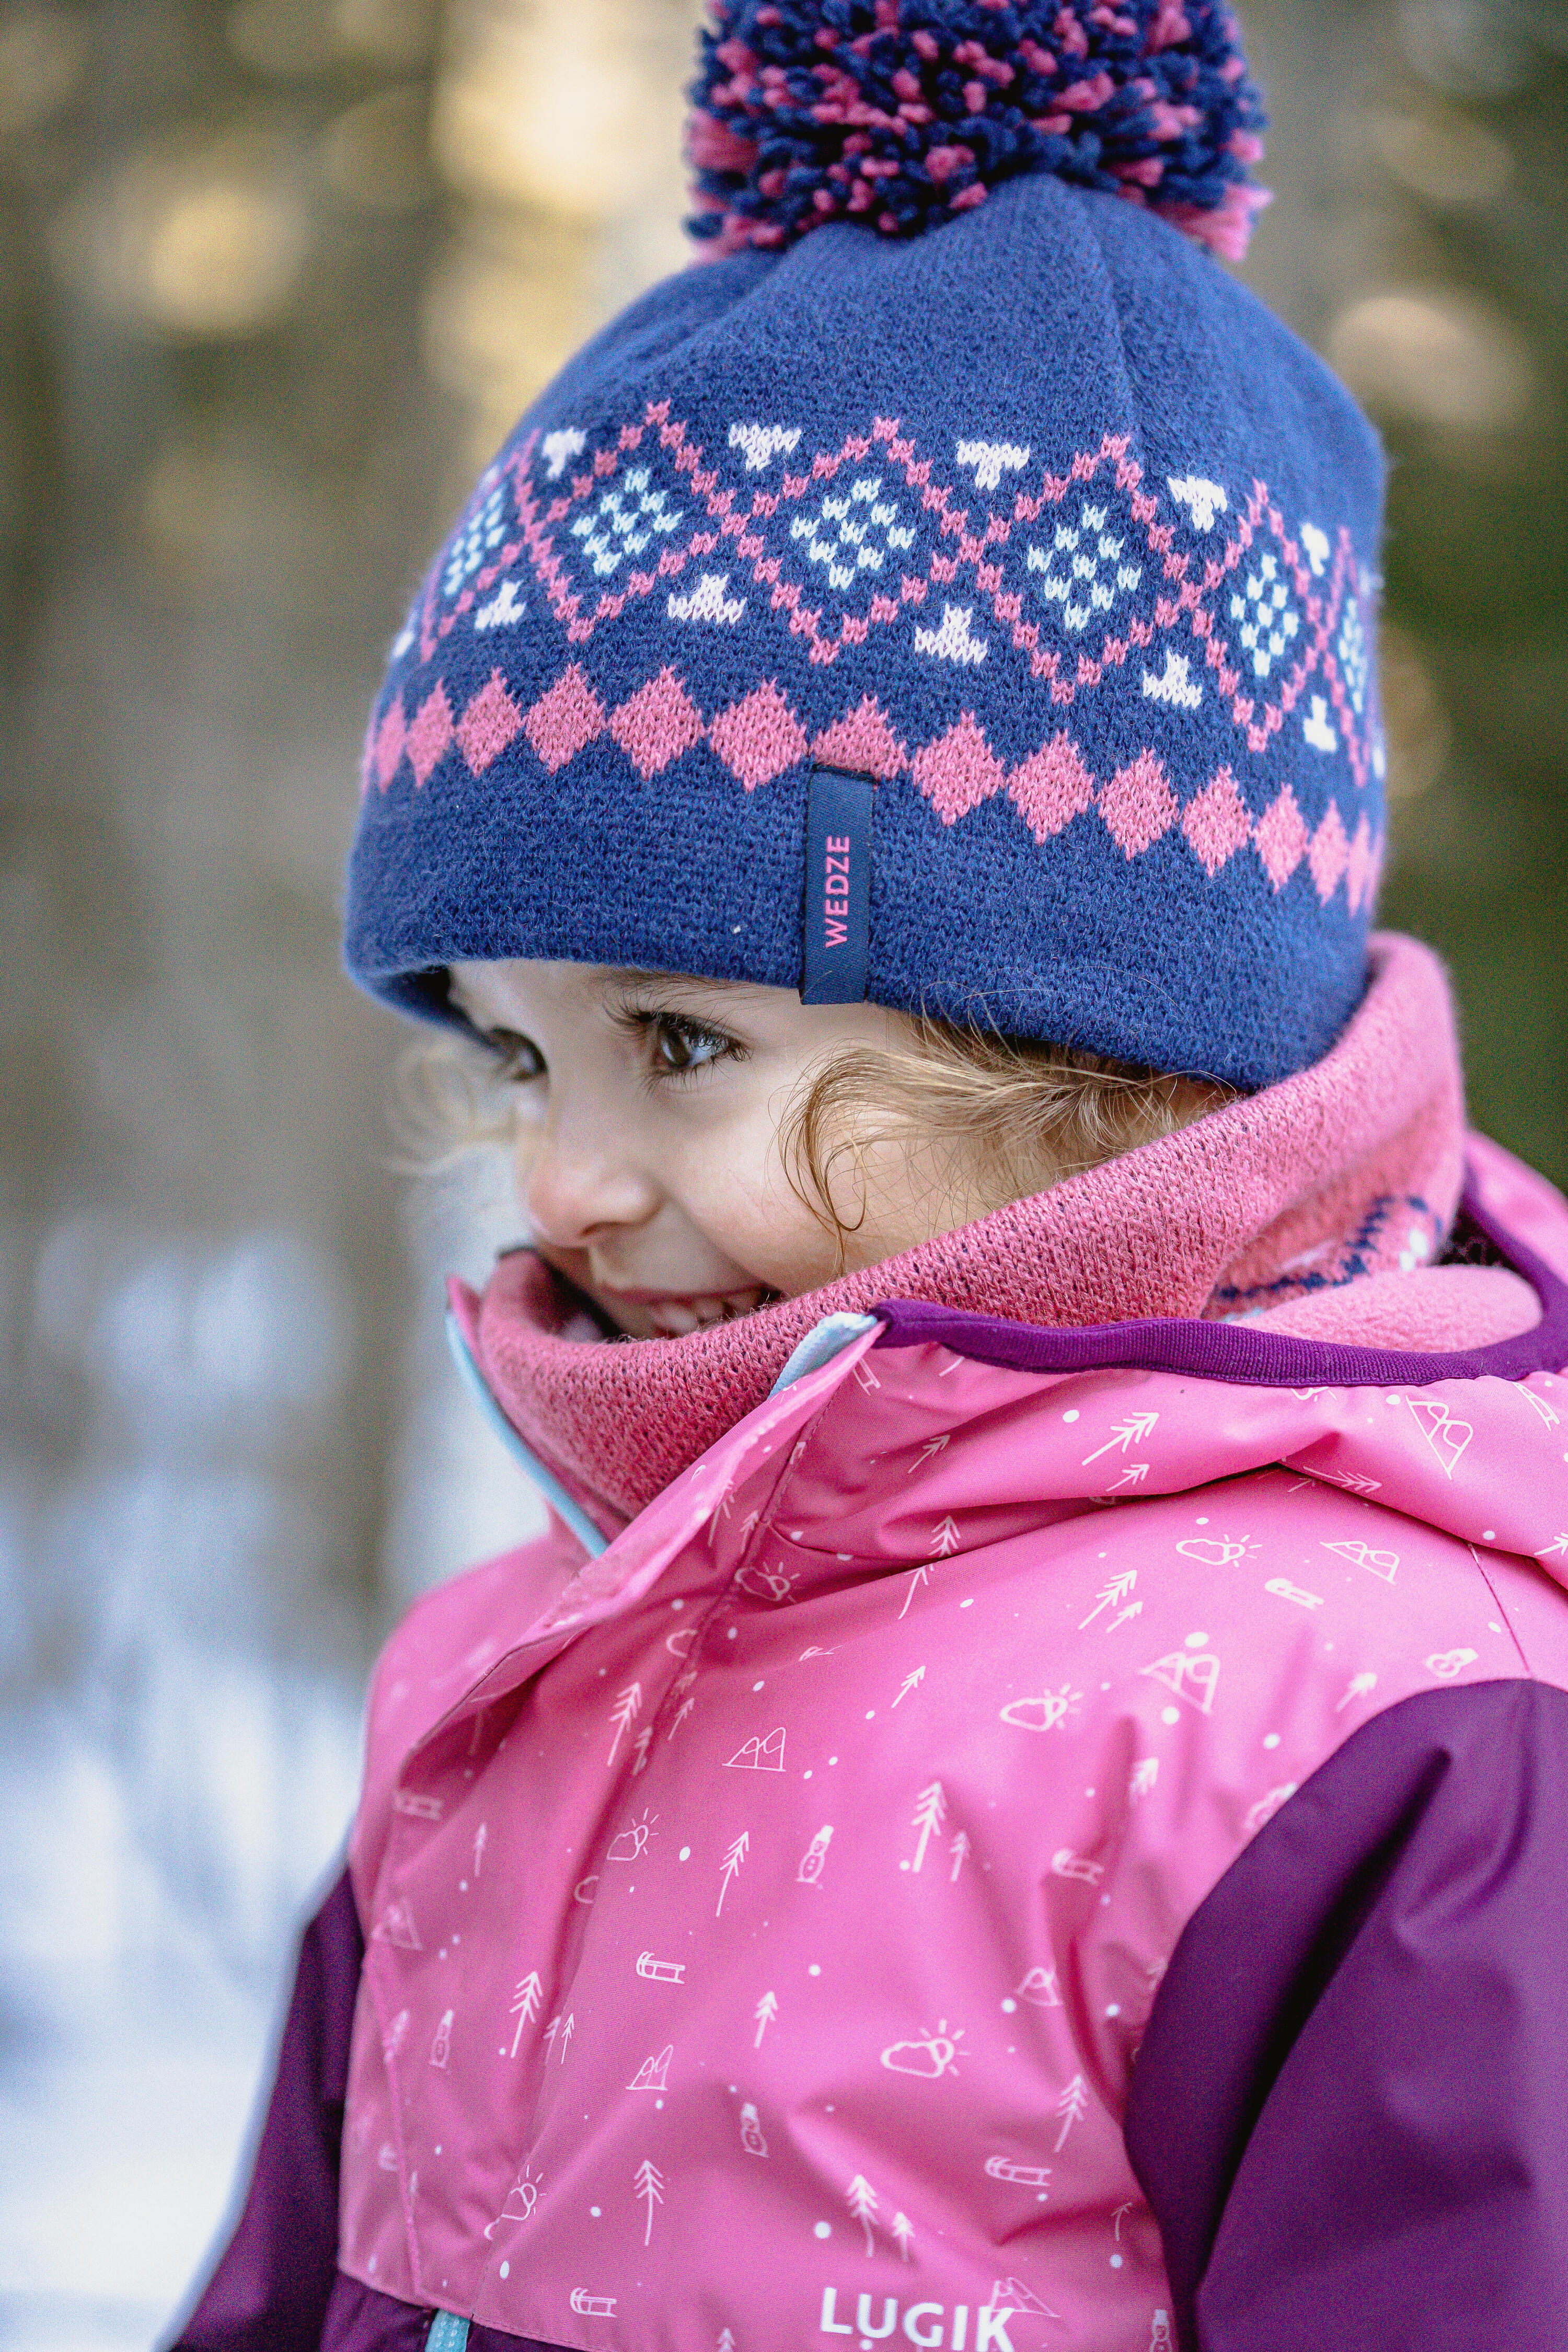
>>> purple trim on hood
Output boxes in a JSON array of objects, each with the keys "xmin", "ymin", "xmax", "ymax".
[
  {"xmin": 870, "ymin": 1174, "xmax": 1568, "ymax": 1388},
  {"xmin": 1127, "ymin": 1678, "xmax": 1568, "ymax": 2349}
]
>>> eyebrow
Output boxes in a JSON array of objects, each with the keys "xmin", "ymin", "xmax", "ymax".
[
  {"xmin": 599, "ymin": 967, "xmax": 704, "ymax": 990},
  {"xmin": 596, "ymin": 967, "xmax": 769, "ymax": 1009}
]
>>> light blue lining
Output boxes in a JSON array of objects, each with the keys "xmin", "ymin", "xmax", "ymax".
[
  {"xmin": 769, "ymin": 1311, "xmax": 880, "ymax": 1394},
  {"xmin": 445, "ymin": 1310, "xmax": 609, "ymax": 1559},
  {"xmin": 426, "ymin": 2313, "xmax": 469, "ymax": 2352},
  {"xmin": 448, "ymin": 1304, "xmax": 875, "ymax": 1555}
]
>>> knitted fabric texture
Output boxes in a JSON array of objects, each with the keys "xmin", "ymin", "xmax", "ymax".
[
  {"xmin": 449, "ymin": 935, "xmax": 1514, "ymax": 1527},
  {"xmin": 345, "ymin": 2, "xmax": 1388, "ymax": 1091},
  {"xmin": 688, "ymin": 0, "xmax": 1270, "ymax": 261}
]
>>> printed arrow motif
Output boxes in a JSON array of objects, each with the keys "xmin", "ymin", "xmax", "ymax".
[{"xmin": 1082, "ymin": 1412, "xmax": 1159, "ymax": 1466}]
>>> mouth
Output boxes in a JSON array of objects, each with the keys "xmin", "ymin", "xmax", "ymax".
[{"xmin": 596, "ymin": 1283, "xmax": 778, "ymax": 1337}]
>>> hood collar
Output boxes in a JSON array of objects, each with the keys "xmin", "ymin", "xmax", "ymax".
[{"xmin": 452, "ymin": 933, "xmax": 1477, "ymax": 1526}]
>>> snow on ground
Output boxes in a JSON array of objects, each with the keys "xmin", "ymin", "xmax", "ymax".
[{"xmin": 0, "ymin": 1699, "xmax": 359, "ymax": 2352}]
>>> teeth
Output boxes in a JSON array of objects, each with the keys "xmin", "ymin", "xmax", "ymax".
[
  {"xmin": 645, "ymin": 1288, "xmax": 767, "ymax": 1338},
  {"xmin": 648, "ymin": 1300, "xmax": 700, "ymax": 1336}
]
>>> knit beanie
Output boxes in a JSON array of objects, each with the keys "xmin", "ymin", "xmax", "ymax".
[{"xmin": 345, "ymin": 1, "xmax": 1387, "ymax": 1090}]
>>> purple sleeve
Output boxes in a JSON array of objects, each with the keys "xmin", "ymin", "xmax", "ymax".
[
  {"xmin": 168, "ymin": 1868, "xmax": 364, "ymax": 2352},
  {"xmin": 1125, "ymin": 1679, "xmax": 1568, "ymax": 2349}
]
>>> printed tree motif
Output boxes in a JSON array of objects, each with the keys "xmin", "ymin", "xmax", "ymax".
[
  {"xmin": 631, "ymin": 1725, "xmax": 654, "ymax": 1775},
  {"xmin": 607, "ymin": 1681, "xmax": 643, "ymax": 1767},
  {"xmin": 717, "ymin": 2333, "xmax": 737, "ymax": 2352},
  {"xmin": 892, "ymin": 2212, "xmax": 915, "ymax": 2263},
  {"xmin": 509, "ymin": 1970, "xmax": 543, "ymax": 2058},
  {"xmin": 556, "ymin": 2013, "xmax": 575, "ymax": 2064},
  {"xmin": 910, "ymin": 1781, "xmax": 947, "ymax": 1873},
  {"xmin": 717, "ymin": 1831, "xmax": 750, "ymax": 1917},
  {"xmin": 1104, "ymin": 1461, "xmax": 1151, "ymax": 1494},
  {"xmin": 948, "ymin": 1830, "xmax": 972, "ymax": 1882},
  {"xmin": 753, "ymin": 1990, "xmax": 779, "ymax": 2048},
  {"xmin": 930, "ymin": 1515, "xmax": 962, "ymax": 1558},
  {"xmin": 472, "ymin": 1822, "xmax": 488, "ymax": 1877},
  {"xmin": 1053, "ymin": 2074, "xmax": 1090, "ymax": 2152},
  {"xmin": 635, "ymin": 2158, "xmax": 666, "ymax": 2246},
  {"xmin": 847, "ymin": 2174, "xmax": 879, "ymax": 2256},
  {"xmin": 891, "ymin": 1667, "xmax": 926, "ymax": 1708},
  {"xmin": 907, "ymin": 1434, "xmax": 949, "ymax": 1473}
]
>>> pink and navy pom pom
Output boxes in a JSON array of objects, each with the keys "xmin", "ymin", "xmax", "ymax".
[{"xmin": 689, "ymin": 0, "xmax": 1269, "ymax": 262}]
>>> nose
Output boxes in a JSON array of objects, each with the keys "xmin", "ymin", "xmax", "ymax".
[{"xmin": 517, "ymin": 1099, "xmax": 659, "ymax": 1250}]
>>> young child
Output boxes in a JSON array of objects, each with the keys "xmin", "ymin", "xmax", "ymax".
[{"xmin": 174, "ymin": 5, "xmax": 1568, "ymax": 2347}]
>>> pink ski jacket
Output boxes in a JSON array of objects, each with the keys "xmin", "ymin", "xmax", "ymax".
[{"xmin": 177, "ymin": 940, "xmax": 1568, "ymax": 2352}]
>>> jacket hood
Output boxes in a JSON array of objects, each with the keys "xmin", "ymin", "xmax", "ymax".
[{"xmin": 424, "ymin": 1131, "xmax": 1568, "ymax": 1762}]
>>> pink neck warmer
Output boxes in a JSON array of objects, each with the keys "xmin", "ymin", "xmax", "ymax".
[{"xmin": 455, "ymin": 933, "xmax": 1534, "ymax": 1526}]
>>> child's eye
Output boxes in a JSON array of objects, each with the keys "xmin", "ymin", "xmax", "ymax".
[
  {"xmin": 649, "ymin": 1015, "xmax": 735, "ymax": 1077},
  {"xmin": 487, "ymin": 1027, "xmax": 546, "ymax": 1082}
]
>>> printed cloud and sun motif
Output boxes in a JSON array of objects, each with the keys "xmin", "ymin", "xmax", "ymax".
[{"xmin": 366, "ymin": 402, "xmax": 1386, "ymax": 913}]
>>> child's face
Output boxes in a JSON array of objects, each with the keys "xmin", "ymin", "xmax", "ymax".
[{"xmin": 449, "ymin": 960, "xmax": 995, "ymax": 1339}]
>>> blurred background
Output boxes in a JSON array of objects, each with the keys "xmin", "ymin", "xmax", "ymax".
[{"xmin": 0, "ymin": 1, "xmax": 1563, "ymax": 2344}]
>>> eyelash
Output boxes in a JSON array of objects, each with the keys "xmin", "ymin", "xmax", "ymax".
[
  {"xmin": 486, "ymin": 1028, "xmax": 545, "ymax": 1083},
  {"xmin": 483, "ymin": 1009, "xmax": 744, "ymax": 1088},
  {"xmin": 614, "ymin": 1002, "xmax": 745, "ymax": 1085}
]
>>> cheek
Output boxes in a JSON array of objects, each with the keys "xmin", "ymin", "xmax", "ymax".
[{"xmin": 666, "ymin": 1106, "xmax": 844, "ymax": 1298}]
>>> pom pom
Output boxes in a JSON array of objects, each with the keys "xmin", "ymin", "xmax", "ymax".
[{"xmin": 688, "ymin": 0, "xmax": 1270, "ymax": 262}]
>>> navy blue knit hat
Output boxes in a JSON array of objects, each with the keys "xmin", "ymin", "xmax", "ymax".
[{"xmin": 346, "ymin": 0, "xmax": 1387, "ymax": 1089}]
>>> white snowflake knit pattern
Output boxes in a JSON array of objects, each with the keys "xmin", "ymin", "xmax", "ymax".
[
  {"xmin": 442, "ymin": 482, "xmax": 509, "ymax": 598},
  {"xmin": 1026, "ymin": 498, "xmax": 1142, "ymax": 633},
  {"xmin": 1230, "ymin": 552, "xmax": 1300, "ymax": 680},
  {"xmin": 570, "ymin": 468, "xmax": 684, "ymax": 580},
  {"xmin": 789, "ymin": 474, "xmax": 916, "ymax": 591}
]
